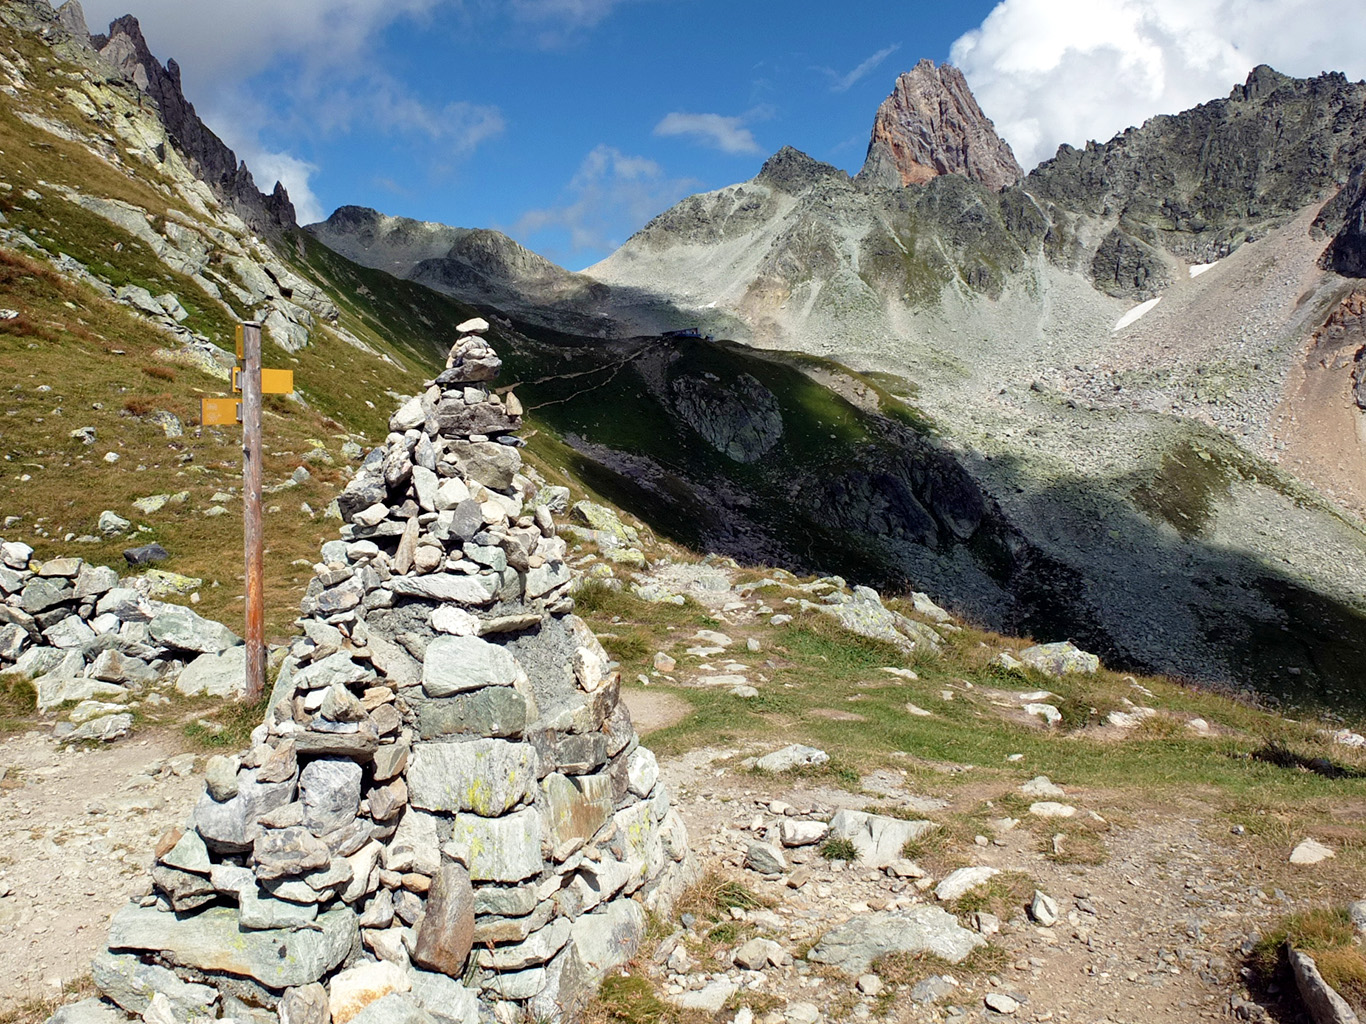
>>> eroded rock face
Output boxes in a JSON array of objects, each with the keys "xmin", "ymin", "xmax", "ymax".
[
  {"xmin": 88, "ymin": 14, "xmax": 295, "ymax": 233},
  {"xmin": 668, "ymin": 372, "xmax": 783, "ymax": 463},
  {"xmin": 86, "ymin": 331, "xmax": 696, "ymax": 1022},
  {"xmin": 857, "ymin": 59, "xmax": 1023, "ymax": 192}
]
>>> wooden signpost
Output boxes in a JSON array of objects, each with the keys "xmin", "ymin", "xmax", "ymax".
[{"xmin": 199, "ymin": 323, "xmax": 296, "ymax": 703}]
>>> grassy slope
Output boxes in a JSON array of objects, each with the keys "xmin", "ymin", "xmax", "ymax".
[
  {"xmin": 0, "ymin": 21, "xmax": 459, "ymax": 638},
  {"xmin": 498, "ymin": 324, "xmax": 940, "ymax": 582}
]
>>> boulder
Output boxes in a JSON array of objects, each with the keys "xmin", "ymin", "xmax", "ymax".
[
  {"xmin": 149, "ymin": 605, "xmax": 240, "ymax": 654},
  {"xmin": 253, "ymin": 826, "xmax": 332, "ymax": 880},
  {"xmin": 444, "ymin": 807, "xmax": 543, "ymax": 882},
  {"xmin": 745, "ymin": 842, "xmax": 788, "ymax": 874},
  {"xmin": 755, "ymin": 744, "xmax": 828, "ymax": 772},
  {"xmin": 329, "ymin": 961, "xmax": 411, "ymax": 1024},
  {"xmin": 300, "ymin": 759, "xmax": 362, "ymax": 835},
  {"xmin": 407, "ymin": 971, "xmax": 478, "ymax": 1024},
  {"xmin": 807, "ymin": 907, "xmax": 985, "ymax": 975},
  {"xmin": 1290, "ymin": 839, "xmax": 1335, "ymax": 865},
  {"xmin": 350, "ymin": 995, "xmax": 437, "ymax": 1024},
  {"xmin": 542, "ymin": 771, "xmax": 614, "ymax": 850},
  {"xmin": 421, "ymin": 635, "xmax": 523, "ymax": 696},
  {"xmin": 90, "ymin": 951, "xmax": 217, "ymax": 1020},
  {"xmin": 412, "ymin": 862, "xmax": 475, "ymax": 975},
  {"xmin": 828, "ymin": 809, "xmax": 937, "ymax": 868},
  {"xmin": 407, "ymin": 739, "xmax": 537, "ymax": 816},
  {"xmin": 280, "ymin": 984, "xmax": 329, "ymax": 1024},
  {"xmin": 415, "ymin": 687, "xmax": 529, "ymax": 740},
  {"xmin": 1018, "ymin": 642, "xmax": 1099, "ymax": 676},
  {"xmin": 934, "ymin": 866, "xmax": 999, "ymax": 901},
  {"xmin": 568, "ymin": 899, "xmax": 645, "ymax": 977},
  {"xmin": 175, "ymin": 646, "xmax": 246, "ymax": 697},
  {"xmin": 123, "ymin": 543, "xmax": 169, "ymax": 566},
  {"xmin": 1287, "ymin": 947, "xmax": 1360, "ymax": 1024}
]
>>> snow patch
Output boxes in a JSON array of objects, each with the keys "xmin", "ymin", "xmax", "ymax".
[
  {"xmin": 1113, "ymin": 297, "xmax": 1161, "ymax": 332},
  {"xmin": 1188, "ymin": 262, "xmax": 1217, "ymax": 278}
]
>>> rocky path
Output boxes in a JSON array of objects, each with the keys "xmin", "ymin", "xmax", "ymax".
[
  {"xmin": 0, "ymin": 725, "xmax": 1341, "ymax": 1024},
  {"xmin": 0, "ymin": 730, "xmax": 202, "ymax": 1012},
  {"xmin": 641, "ymin": 746, "xmax": 1288, "ymax": 1024}
]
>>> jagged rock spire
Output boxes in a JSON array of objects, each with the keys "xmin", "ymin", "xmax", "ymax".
[
  {"xmin": 90, "ymin": 13, "xmax": 297, "ymax": 234},
  {"xmin": 857, "ymin": 58, "xmax": 1023, "ymax": 192}
]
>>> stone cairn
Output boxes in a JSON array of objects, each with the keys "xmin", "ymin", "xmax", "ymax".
[{"xmin": 82, "ymin": 318, "xmax": 695, "ymax": 1024}]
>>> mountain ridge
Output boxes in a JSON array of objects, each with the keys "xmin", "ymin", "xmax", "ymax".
[
  {"xmin": 7, "ymin": 0, "xmax": 1366, "ymax": 704},
  {"xmin": 50, "ymin": 0, "xmax": 296, "ymax": 236}
]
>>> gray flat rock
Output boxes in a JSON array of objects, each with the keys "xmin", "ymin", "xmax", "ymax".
[
  {"xmin": 107, "ymin": 904, "xmax": 355, "ymax": 989},
  {"xmin": 828, "ymin": 809, "xmax": 937, "ymax": 868},
  {"xmin": 90, "ymin": 952, "xmax": 216, "ymax": 1020},
  {"xmin": 807, "ymin": 907, "xmax": 985, "ymax": 975},
  {"xmin": 407, "ymin": 739, "xmax": 537, "ymax": 816}
]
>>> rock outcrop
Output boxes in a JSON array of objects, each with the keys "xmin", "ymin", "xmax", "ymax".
[
  {"xmin": 856, "ymin": 59, "xmax": 1023, "ymax": 192},
  {"xmin": 76, "ymin": 326, "xmax": 694, "ymax": 1024},
  {"xmin": 1317, "ymin": 163, "xmax": 1366, "ymax": 278},
  {"xmin": 74, "ymin": 5, "xmax": 295, "ymax": 235}
]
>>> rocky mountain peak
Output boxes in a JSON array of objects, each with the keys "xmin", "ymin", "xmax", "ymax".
[
  {"xmin": 755, "ymin": 145, "xmax": 848, "ymax": 195},
  {"xmin": 87, "ymin": 12, "xmax": 295, "ymax": 235},
  {"xmin": 857, "ymin": 58, "xmax": 1023, "ymax": 192},
  {"xmin": 54, "ymin": 0, "xmax": 88, "ymax": 40}
]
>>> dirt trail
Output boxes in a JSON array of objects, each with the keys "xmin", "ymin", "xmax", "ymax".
[
  {"xmin": 0, "ymin": 725, "xmax": 1352, "ymax": 1024},
  {"xmin": 652, "ymin": 746, "xmax": 1301, "ymax": 1024},
  {"xmin": 0, "ymin": 730, "xmax": 203, "ymax": 1012}
]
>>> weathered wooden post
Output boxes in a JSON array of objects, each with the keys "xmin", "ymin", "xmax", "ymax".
[
  {"xmin": 200, "ymin": 324, "xmax": 296, "ymax": 702},
  {"xmin": 239, "ymin": 321, "xmax": 265, "ymax": 702}
]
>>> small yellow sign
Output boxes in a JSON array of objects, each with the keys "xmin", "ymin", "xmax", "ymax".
[
  {"xmin": 232, "ymin": 367, "xmax": 295, "ymax": 394},
  {"xmin": 200, "ymin": 397, "xmax": 241, "ymax": 426},
  {"xmin": 235, "ymin": 323, "xmax": 244, "ymax": 359}
]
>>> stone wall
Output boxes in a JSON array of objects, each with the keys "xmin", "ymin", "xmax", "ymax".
[
  {"xmin": 75, "ymin": 320, "xmax": 695, "ymax": 1024},
  {"xmin": 0, "ymin": 542, "xmax": 246, "ymax": 741}
]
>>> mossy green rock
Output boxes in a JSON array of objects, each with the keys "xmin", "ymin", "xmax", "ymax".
[
  {"xmin": 407, "ymin": 739, "xmax": 537, "ymax": 816},
  {"xmin": 106, "ymin": 904, "xmax": 356, "ymax": 988}
]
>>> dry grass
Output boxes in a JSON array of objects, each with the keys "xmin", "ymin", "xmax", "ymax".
[
  {"xmin": 579, "ymin": 969, "xmax": 710, "ymax": 1024},
  {"xmin": 1251, "ymin": 907, "xmax": 1366, "ymax": 1011},
  {"xmin": 872, "ymin": 943, "xmax": 1011, "ymax": 988},
  {"xmin": 0, "ymin": 975, "xmax": 95, "ymax": 1024},
  {"xmin": 674, "ymin": 871, "xmax": 768, "ymax": 922},
  {"xmin": 951, "ymin": 871, "xmax": 1036, "ymax": 920},
  {"xmin": 0, "ymin": 674, "xmax": 37, "ymax": 733}
]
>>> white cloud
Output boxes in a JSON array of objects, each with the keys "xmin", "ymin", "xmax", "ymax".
[
  {"xmin": 653, "ymin": 112, "xmax": 763, "ymax": 155},
  {"xmin": 508, "ymin": 0, "xmax": 631, "ymax": 27},
  {"xmin": 74, "ymin": 0, "xmax": 529, "ymax": 212},
  {"xmin": 828, "ymin": 43, "xmax": 901, "ymax": 93},
  {"xmin": 511, "ymin": 145, "xmax": 700, "ymax": 264},
  {"xmin": 241, "ymin": 148, "xmax": 324, "ymax": 224},
  {"xmin": 952, "ymin": 0, "xmax": 1366, "ymax": 172},
  {"xmin": 78, "ymin": 0, "xmax": 444, "ymax": 84}
]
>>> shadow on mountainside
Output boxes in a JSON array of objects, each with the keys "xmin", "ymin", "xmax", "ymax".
[{"xmin": 497, "ymin": 327, "xmax": 1366, "ymax": 716}]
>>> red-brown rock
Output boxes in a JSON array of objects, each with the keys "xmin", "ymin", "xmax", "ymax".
[
  {"xmin": 412, "ymin": 862, "xmax": 475, "ymax": 976},
  {"xmin": 859, "ymin": 59, "xmax": 1022, "ymax": 192}
]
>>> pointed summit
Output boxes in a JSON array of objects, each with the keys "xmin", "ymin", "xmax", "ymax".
[{"xmin": 857, "ymin": 59, "xmax": 1022, "ymax": 192}]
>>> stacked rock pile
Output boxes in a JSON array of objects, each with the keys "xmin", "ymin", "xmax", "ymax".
[
  {"xmin": 78, "ymin": 319, "xmax": 695, "ymax": 1024},
  {"xmin": 0, "ymin": 543, "xmax": 244, "ymax": 740}
]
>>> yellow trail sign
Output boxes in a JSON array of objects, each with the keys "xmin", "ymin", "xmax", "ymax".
[
  {"xmin": 200, "ymin": 396, "xmax": 241, "ymax": 425},
  {"xmin": 232, "ymin": 367, "xmax": 294, "ymax": 394}
]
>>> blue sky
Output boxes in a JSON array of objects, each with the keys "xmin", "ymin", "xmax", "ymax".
[{"xmin": 77, "ymin": 0, "xmax": 1366, "ymax": 270}]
